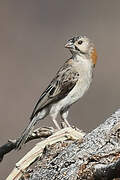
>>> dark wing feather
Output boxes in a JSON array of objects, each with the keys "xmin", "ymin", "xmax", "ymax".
[{"xmin": 30, "ymin": 60, "xmax": 79, "ymax": 120}]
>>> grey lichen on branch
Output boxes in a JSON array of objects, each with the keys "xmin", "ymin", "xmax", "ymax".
[{"xmin": 28, "ymin": 109, "xmax": 120, "ymax": 180}]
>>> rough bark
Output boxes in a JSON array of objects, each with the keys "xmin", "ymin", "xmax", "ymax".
[
  {"xmin": 27, "ymin": 109, "xmax": 120, "ymax": 180},
  {"xmin": 7, "ymin": 127, "xmax": 84, "ymax": 180}
]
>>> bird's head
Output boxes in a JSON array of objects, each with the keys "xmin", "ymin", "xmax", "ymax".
[{"xmin": 65, "ymin": 36, "xmax": 97, "ymax": 66}]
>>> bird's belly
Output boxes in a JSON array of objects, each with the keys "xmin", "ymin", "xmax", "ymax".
[
  {"xmin": 64, "ymin": 78, "xmax": 92, "ymax": 105},
  {"xmin": 51, "ymin": 77, "xmax": 92, "ymax": 114}
]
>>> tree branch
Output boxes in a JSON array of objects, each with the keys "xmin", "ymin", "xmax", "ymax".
[
  {"xmin": 5, "ymin": 109, "xmax": 120, "ymax": 180},
  {"xmin": 0, "ymin": 127, "xmax": 54, "ymax": 162},
  {"xmin": 28, "ymin": 109, "xmax": 120, "ymax": 180},
  {"xmin": 6, "ymin": 127, "xmax": 84, "ymax": 180}
]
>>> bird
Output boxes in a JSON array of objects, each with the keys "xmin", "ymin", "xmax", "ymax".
[{"xmin": 16, "ymin": 35, "xmax": 97, "ymax": 150}]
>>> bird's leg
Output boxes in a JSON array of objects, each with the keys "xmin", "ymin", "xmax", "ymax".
[
  {"xmin": 60, "ymin": 108, "xmax": 71, "ymax": 127},
  {"xmin": 50, "ymin": 109, "xmax": 61, "ymax": 129},
  {"xmin": 52, "ymin": 118, "xmax": 61, "ymax": 129}
]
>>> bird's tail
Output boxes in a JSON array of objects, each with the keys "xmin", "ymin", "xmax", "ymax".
[{"xmin": 16, "ymin": 118, "xmax": 37, "ymax": 150}]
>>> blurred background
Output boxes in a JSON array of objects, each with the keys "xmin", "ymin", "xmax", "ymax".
[{"xmin": 0, "ymin": 0, "xmax": 120, "ymax": 179}]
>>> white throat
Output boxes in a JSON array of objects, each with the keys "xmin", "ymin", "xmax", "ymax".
[{"xmin": 73, "ymin": 54, "xmax": 93, "ymax": 70}]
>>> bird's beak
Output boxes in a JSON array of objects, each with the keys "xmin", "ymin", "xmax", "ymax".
[{"xmin": 65, "ymin": 41, "xmax": 74, "ymax": 49}]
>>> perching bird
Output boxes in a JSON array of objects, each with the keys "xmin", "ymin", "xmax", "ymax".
[{"xmin": 16, "ymin": 35, "xmax": 97, "ymax": 149}]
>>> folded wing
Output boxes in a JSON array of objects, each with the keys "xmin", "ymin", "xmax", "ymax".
[{"xmin": 30, "ymin": 61, "xmax": 79, "ymax": 120}]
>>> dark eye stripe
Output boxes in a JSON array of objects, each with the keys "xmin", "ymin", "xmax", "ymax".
[{"xmin": 75, "ymin": 46, "xmax": 80, "ymax": 51}]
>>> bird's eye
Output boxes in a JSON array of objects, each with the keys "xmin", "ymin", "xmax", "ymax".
[{"xmin": 78, "ymin": 40, "xmax": 83, "ymax": 45}]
